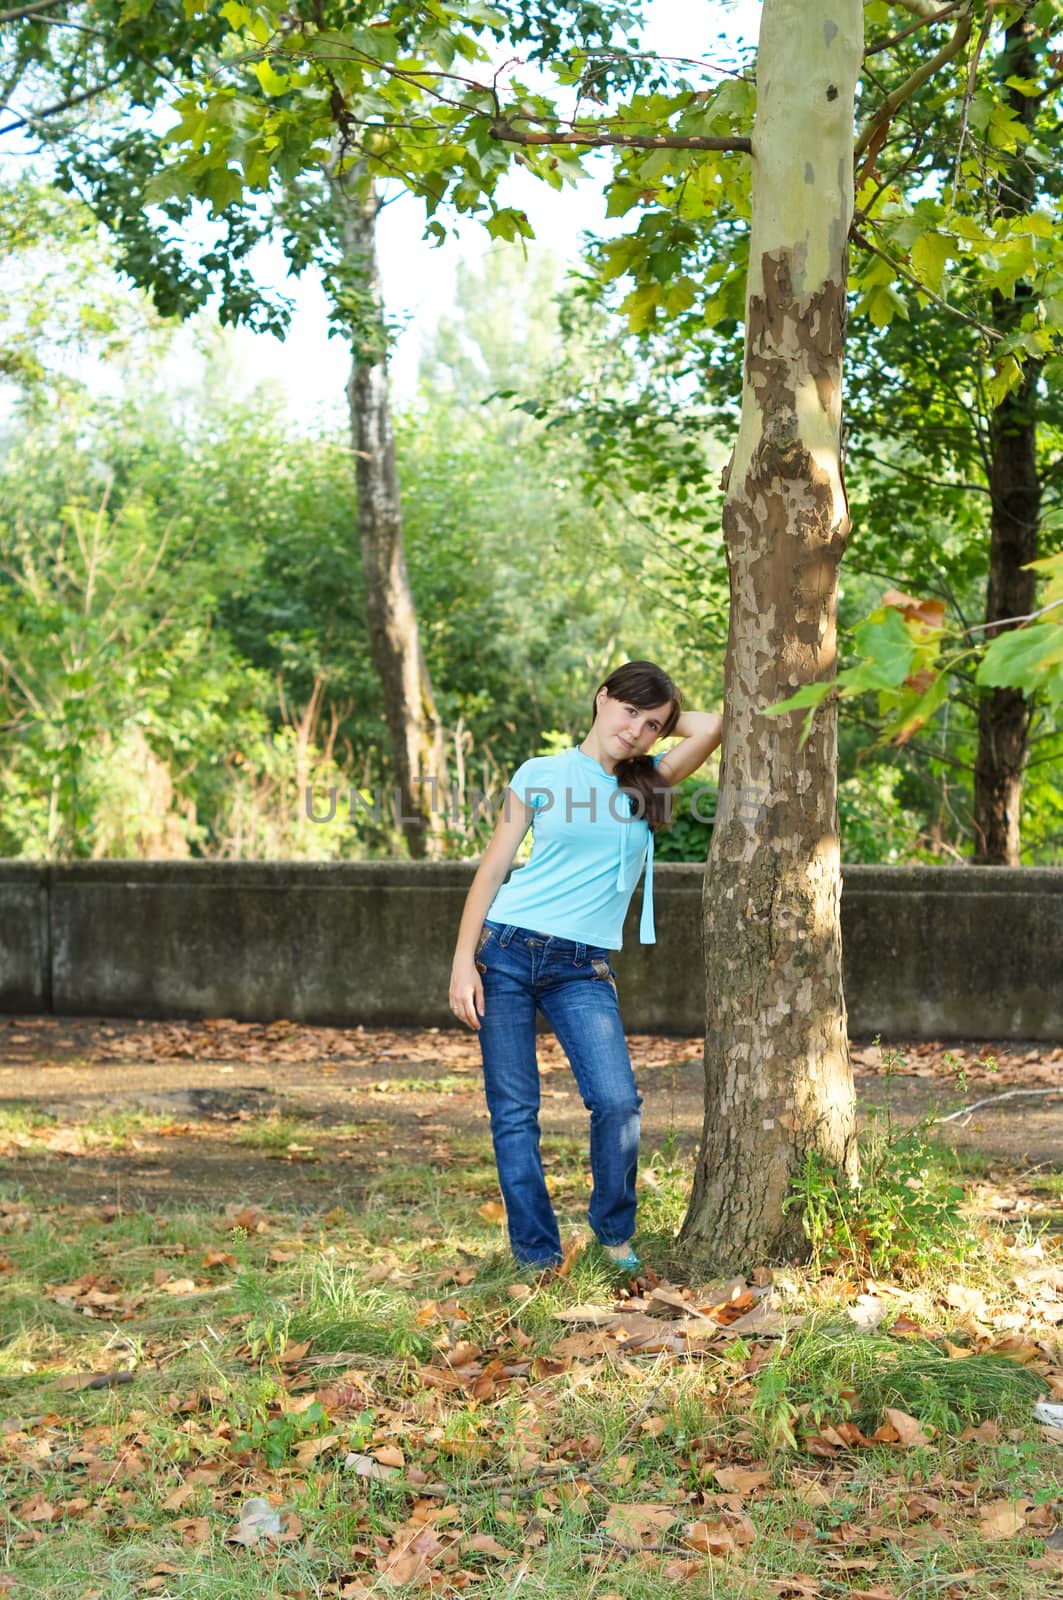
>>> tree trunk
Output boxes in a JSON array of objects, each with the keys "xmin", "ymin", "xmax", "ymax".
[
  {"xmin": 973, "ymin": 16, "xmax": 1041, "ymax": 867},
  {"xmin": 679, "ymin": 0, "xmax": 861, "ymax": 1271},
  {"xmin": 333, "ymin": 175, "xmax": 448, "ymax": 858}
]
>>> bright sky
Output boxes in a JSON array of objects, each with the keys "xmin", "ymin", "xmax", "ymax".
[{"xmin": 225, "ymin": 0, "xmax": 763, "ymax": 420}]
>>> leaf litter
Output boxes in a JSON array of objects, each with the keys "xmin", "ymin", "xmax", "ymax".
[{"xmin": 1, "ymin": 1028, "xmax": 1062, "ymax": 1595}]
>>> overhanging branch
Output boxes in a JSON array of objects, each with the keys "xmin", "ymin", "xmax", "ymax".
[
  {"xmin": 0, "ymin": 0, "xmax": 64, "ymax": 21},
  {"xmin": 855, "ymin": 2, "xmax": 974, "ymax": 166},
  {"xmin": 851, "ymin": 225, "xmax": 1001, "ymax": 339},
  {"xmin": 865, "ymin": 1, "xmax": 969, "ymax": 57},
  {"xmin": 488, "ymin": 118, "xmax": 751, "ymax": 153}
]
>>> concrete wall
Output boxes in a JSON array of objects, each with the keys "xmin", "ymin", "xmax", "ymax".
[{"xmin": 1, "ymin": 861, "xmax": 1060, "ymax": 1039}]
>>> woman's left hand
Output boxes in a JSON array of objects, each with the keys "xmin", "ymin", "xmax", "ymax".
[{"xmin": 449, "ymin": 957, "xmax": 485, "ymax": 1032}]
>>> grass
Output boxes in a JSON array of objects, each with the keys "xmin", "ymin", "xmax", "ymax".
[{"xmin": 0, "ymin": 1128, "xmax": 1060, "ymax": 1600}]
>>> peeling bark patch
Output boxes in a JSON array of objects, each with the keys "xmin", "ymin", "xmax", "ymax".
[
  {"xmin": 805, "ymin": 162, "xmax": 815, "ymax": 185},
  {"xmin": 826, "ymin": 84, "xmax": 838, "ymax": 101},
  {"xmin": 823, "ymin": 19, "xmax": 837, "ymax": 44}
]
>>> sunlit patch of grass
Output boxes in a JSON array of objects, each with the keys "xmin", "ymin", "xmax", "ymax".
[
  {"xmin": 232, "ymin": 1114, "xmax": 317, "ymax": 1150},
  {"xmin": 0, "ymin": 1104, "xmax": 57, "ymax": 1140},
  {"xmin": 367, "ymin": 1073, "xmax": 475, "ymax": 1095}
]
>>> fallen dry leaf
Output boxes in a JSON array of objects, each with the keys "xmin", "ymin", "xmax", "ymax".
[
  {"xmin": 464, "ymin": 1533, "xmax": 510, "ymax": 1559},
  {"xmin": 20, "ymin": 1495, "xmax": 57, "ymax": 1523},
  {"xmin": 662, "ymin": 1559, "xmax": 707, "ymax": 1581},
  {"xmin": 978, "ymin": 1499, "xmax": 1028, "ymax": 1541},
  {"xmin": 173, "ymin": 1516, "xmax": 212, "ymax": 1547},
  {"xmin": 160, "ymin": 1483, "xmax": 197, "ymax": 1512},
  {"xmin": 602, "ymin": 1502, "xmax": 680, "ymax": 1547},
  {"xmin": 683, "ymin": 1510, "xmax": 757, "ymax": 1555},
  {"xmin": 293, "ymin": 1431, "xmax": 340, "ymax": 1468},
  {"xmin": 877, "ymin": 1408, "xmax": 931, "ymax": 1447},
  {"xmin": 714, "ymin": 1465, "xmax": 771, "ymax": 1495},
  {"xmin": 345, "ymin": 1451, "xmax": 397, "ymax": 1482}
]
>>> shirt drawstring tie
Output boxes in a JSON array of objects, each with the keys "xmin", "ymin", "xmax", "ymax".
[{"xmin": 616, "ymin": 816, "xmax": 655, "ymax": 945}]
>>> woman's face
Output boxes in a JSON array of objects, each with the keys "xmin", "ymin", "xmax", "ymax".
[{"xmin": 594, "ymin": 691, "xmax": 674, "ymax": 761}]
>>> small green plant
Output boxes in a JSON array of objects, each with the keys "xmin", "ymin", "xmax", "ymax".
[
  {"xmin": 784, "ymin": 1121, "xmax": 971, "ymax": 1275},
  {"xmin": 232, "ymin": 1397, "xmax": 329, "ymax": 1468}
]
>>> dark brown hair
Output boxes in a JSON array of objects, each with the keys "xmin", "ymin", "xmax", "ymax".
[{"xmin": 592, "ymin": 660, "xmax": 681, "ymax": 832}]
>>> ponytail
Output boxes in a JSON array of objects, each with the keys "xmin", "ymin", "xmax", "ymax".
[{"xmin": 615, "ymin": 754, "xmax": 673, "ymax": 832}]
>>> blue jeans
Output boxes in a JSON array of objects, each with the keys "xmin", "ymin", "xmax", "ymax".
[{"xmin": 475, "ymin": 921, "xmax": 642, "ymax": 1267}]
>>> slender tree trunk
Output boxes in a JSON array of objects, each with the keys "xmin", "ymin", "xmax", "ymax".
[
  {"xmin": 679, "ymin": 0, "xmax": 861, "ymax": 1271},
  {"xmin": 973, "ymin": 17, "xmax": 1041, "ymax": 866},
  {"xmin": 333, "ymin": 175, "xmax": 448, "ymax": 858}
]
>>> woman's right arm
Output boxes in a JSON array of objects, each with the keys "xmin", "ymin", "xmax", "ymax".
[{"xmin": 449, "ymin": 794, "xmax": 534, "ymax": 1031}]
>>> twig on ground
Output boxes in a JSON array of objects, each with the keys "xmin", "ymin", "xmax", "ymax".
[{"xmin": 938, "ymin": 1087, "xmax": 1063, "ymax": 1125}]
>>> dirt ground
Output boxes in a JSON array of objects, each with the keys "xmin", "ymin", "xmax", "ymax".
[{"xmin": 0, "ymin": 1015, "xmax": 1061, "ymax": 1210}]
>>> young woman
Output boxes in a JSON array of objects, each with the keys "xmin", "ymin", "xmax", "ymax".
[{"xmin": 449, "ymin": 661, "xmax": 723, "ymax": 1273}]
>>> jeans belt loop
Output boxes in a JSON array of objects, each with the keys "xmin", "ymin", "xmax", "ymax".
[
  {"xmin": 574, "ymin": 941, "xmax": 586, "ymax": 965},
  {"xmin": 500, "ymin": 924, "xmax": 516, "ymax": 947}
]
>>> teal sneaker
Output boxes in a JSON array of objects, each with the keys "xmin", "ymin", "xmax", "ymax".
[{"xmin": 600, "ymin": 1241, "xmax": 641, "ymax": 1274}]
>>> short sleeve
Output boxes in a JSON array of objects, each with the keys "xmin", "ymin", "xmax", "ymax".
[{"xmin": 507, "ymin": 756, "xmax": 554, "ymax": 810}]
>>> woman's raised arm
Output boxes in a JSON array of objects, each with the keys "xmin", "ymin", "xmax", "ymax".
[{"xmin": 655, "ymin": 709, "xmax": 723, "ymax": 787}]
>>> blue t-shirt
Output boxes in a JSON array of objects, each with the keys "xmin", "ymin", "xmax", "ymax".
[{"xmin": 486, "ymin": 747, "xmax": 662, "ymax": 949}]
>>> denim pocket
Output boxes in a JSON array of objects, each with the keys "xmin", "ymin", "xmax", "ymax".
[
  {"xmin": 475, "ymin": 926, "xmax": 495, "ymax": 974},
  {"xmin": 590, "ymin": 957, "xmax": 617, "ymax": 994}
]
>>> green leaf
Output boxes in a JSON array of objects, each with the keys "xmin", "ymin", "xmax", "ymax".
[
  {"xmin": 976, "ymin": 622, "xmax": 1063, "ymax": 690},
  {"xmin": 863, "ymin": 283, "xmax": 909, "ymax": 328},
  {"xmin": 763, "ymin": 681, "xmax": 835, "ymax": 716},
  {"xmin": 850, "ymin": 607, "xmax": 917, "ymax": 689},
  {"xmin": 205, "ymin": 165, "xmax": 244, "ymax": 214},
  {"xmin": 882, "ymin": 670, "xmax": 950, "ymax": 746},
  {"xmin": 484, "ymin": 207, "xmax": 533, "ymax": 242},
  {"xmin": 619, "ymin": 282, "xmax": 661, "ymax": 333},
  {"xmin": 910, "ymin": 231, "xmax": 952, "ymax": 294},
  {"xmin": 254, "ymin": 60, "xmax": 290, "ymax": 98}
]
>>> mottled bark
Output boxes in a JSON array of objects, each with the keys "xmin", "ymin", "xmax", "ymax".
[
  {"xmin": 679, "ymin": 0, "xmax": 861, "ymax": 1270},
  {"xmin": 333, "ymin": 175, "xmax": 448, "ymax": 858},
  {"xmin": 973, "ymin": 17, "xmax": 1042, "ymax": 866}
]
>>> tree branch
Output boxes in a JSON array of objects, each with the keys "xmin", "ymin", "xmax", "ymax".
[
  {"xmin": 852, "ymin": 447, "xmax": 989, "ymax": 497},
  {"xmin": 488, "ymin": 118, "xmax": 751, "ymax": 153},
  {"xmin": 966, "ymin": 595, "xmax": 1063, "ymax": 634},
  {"xmin": 938, "ymin": 1086, "xmax": 1063, "ymax": 1124},
  {"xmin": 892, "ymin": 0, "xmax": 949, "ymax": 18},
  {"xmin": 0, "ymin": 74, "xmax": 122, "ymax": 137},
  {"xmin": 948, "ymin": 0, "xmax": 995, "ymax": 217},
  {"xmin": 0, "ymin": 0, "xmax": 64, "ymax": 21},
  {"xmin": 851, "ymin": 225, "xmax": 1000, "ymax": 339},
  {"xmin": 855, "ymin": 2, "xmax": 974, "ymax": 166},
  {"xmin": 865, "ymin": 0, "xmax": 967, "ymax": 57}
]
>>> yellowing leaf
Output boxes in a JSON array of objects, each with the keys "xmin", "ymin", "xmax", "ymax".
[
  {"xmin": 254, "ymin": 59, "xmax": 290, "ymax": 97},
  {"xmin": 910, "ymin": 230, "xmax": 952, "ymax": 293}
]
